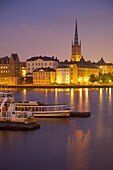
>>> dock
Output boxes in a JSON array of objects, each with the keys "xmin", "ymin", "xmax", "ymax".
[
  {"xmin": 70, "ymin": 111, "xmax": 91, "ymax": 117},
  {"xmin": 0, "ymin": 122, "xmax": 40, "ymax": 130}
]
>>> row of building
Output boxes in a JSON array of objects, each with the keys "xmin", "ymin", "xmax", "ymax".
[
  {"xmin": 0, "ymin": 21, "xmax": 113, "ymax": 85},
  {"xmin": 0, "ymin": 53, "xmax": 113, "ymax": 86}
]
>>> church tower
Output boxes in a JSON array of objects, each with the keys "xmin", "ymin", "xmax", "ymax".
[{"xmin": 71, "ymin": 20, "xmax": 81, "ymax": 62}]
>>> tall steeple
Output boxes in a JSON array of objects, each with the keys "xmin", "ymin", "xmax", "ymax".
[
  {"xmin": 74, "ymin": 20, "xmax": 78, "ymax": 45},
  {"xmin": 71, "ymin": 20, "xmax": 82, "ymax": 62}
]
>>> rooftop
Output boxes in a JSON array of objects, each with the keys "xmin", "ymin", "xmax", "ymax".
[{"xmin": 27, "ymin": 56, "xmax": 59, "ymax": 62}]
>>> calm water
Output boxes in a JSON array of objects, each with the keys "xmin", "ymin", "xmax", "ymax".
[{"xmin": 0, "ymin": 88, "xmax": 113, "ymax": 170}]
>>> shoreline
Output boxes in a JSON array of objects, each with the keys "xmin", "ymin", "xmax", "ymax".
[{"xmin": 1, "ymin": 84, "xmax": 113, "ymax": 88}]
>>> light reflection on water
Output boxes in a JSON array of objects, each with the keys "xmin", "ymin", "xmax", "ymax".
[{"xmin": 0, "ymin": 88, "xmax": 113, "ymax": 170}]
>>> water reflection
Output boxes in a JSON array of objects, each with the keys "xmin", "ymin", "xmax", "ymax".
[
  {"xmin": 55, "ymin": 88, "xmax": 58, "ymax": 104},
  {"xmin": 78, "ymin": 88, "xmax": 83, "ymax": 111},
  {"xmin": 22, "ymin": 88, "xmax": 27, "ymax": 101},
  {"xmin": 68, "ymin": 129, "xmax": 90, "ymax": 170},
  {"xmin": 108, "ymin": 88, "xmax": 112, "ymax": 108},
  {"xmin": 44, "ymin": 89, "xmax": 48, "ymax": 103},
  {"xmin": 84, "ymin": 88, "xmax": 89, "ymax": 111},
  {"xmin": 99, "ymin": 88, "xmax": 103, "ymax": 106},
  {"xmin": 78, "ymin": 88, "xmax": 89, "ymax": 112},
  {"xmin": 70, "ymin": 88, "xmax": 74, "ymax": 109},
  {"xmin": 1, "ymin": 88, "xmax": 113, "ymax": 170}
]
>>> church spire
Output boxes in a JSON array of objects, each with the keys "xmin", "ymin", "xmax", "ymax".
[
  {"xmin": 74, "ymin": 19, "xmax": 78, "ymax": 45},
  {"xmin": 71, "ymin": 19, "xmax": 82, "ymax": 62}
]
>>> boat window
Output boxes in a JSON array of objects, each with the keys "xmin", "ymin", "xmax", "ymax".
[{"xmin": 25, "ymin": 107, "xmax": 27, "ymax": 111}]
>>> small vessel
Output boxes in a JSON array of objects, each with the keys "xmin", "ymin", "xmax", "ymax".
[
  {"xmin": 15, "ymin": 101, "xmax": 72, "ymax": 118},
  {"xmin": 0, "ymin": 91, "xmax": 40, "ymax": 130}
]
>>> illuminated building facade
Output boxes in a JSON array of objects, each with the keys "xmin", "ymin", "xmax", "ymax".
[
  {"xmin": 71, "ymin": 20, "xmax": 81, "ymax": 62},
  {"xmin": 56, "ymin": 65, "xmax": 70, "ymax": 84},
  {"xmin": 60, "ymin": 57, "xmax": 99, "ymax": 85},
  {"xmin": 67, "ymin": 63, "xmax": 78, "ymax": 84},
  {"xmin": 33, "ymin": 67, "xmax": 56, "ymax": 85},
  {"xmin": 96, "ymin": 57, "xmax": 113, "ymax": 74},
  {"xmin": 20, "ymin": 62, "xmax": 26, "ymax": 84},
  {"xmin": 26, "ymin": 56, "xmax": 59, "ymax": 76},
  {"xmin": 77, "ymin": 57, "xmax": 99, "ymax": 84},
  {"xmin": 0, "ymin": 53, "xmax": 21, "ymax": 85}
]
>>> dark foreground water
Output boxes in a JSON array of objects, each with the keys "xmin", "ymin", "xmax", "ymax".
[{"xmin": 0, "ymin": 88, "xmax": 113, "ymax": 170}]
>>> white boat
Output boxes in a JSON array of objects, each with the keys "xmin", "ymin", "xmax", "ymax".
[
  {"xmin": 0, "ymin": 91, "xmax": 40, "ymax": 130},
  {"xmin": 15, "ymin": 101, "xmax": 72, "ymax": 118}
]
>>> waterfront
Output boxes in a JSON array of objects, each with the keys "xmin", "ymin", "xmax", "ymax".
[{"xmin": 0, "ymin": 88, "xmax": 113, "ymax": 170}]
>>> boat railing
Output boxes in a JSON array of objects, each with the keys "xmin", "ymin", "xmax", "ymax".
[{"xmin": 15, "ymin": 104, "xmax": 71, "ymax": 112}]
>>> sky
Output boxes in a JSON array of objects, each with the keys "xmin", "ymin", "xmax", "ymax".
[{"xmin": 0, "ymin": 0, "xmax": 113, "ymax": 62}]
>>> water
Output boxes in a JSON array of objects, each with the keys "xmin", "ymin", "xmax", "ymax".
[{"xmin": 0, "ymin": 88, "xmax": 113, "ymax": 170}]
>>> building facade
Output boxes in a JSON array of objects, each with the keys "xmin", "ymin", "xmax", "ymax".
[
  {"xmin": 67, "ymin": 63, "xmax": 78, "ymax": 84},
  {"xmin": 95, "ymin": 57, "xmax": 113, "ymax": 74},
  {"xmin": 33, "ymin": 67, "xmax": 56, "ymax": 85},
  {"xmin": 26, "ymin": 56, "xmax": 59, "ymax": 75},
  {"xmin": 56, "ymin": 65, "xmax": 70, "ymax": 84},
  {"xmin": 77, "ymin": 57, "xmax": 99, "ymax": 84},
  {"xmin": 20, "ymin": 62, "xmax": 26, "ymax": 84},
  {"xmin": 0, "ymin": 53, "xmax": 21, "ymax": 85}
]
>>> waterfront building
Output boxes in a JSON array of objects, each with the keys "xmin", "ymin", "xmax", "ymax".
[
  {"xmin": 26, "ymin": 56, "xmax": 59, "ymax": 75},
  {"xmin": 0, "ymin": 53, "xmax": 21, "ymax": 85},
  {"xmin": 95, "ymin": 57, "xmax": 113, "ymax": 74},
  {"xmin": 21, "ymin": 62, "xmax": 26, "ymax": 77},
  {"xmin": 33, "ymin": 67, "xmax": 56, "ymax": 85},
  {"xmin": 71, "ymin": 20, "xmax": 82, "ymax": 62},
  {"xmin": 62, "ymin": 61, "xmax": 78, "ymax": 84},
  {"xmin": 20, "ymin": 62, "xmax": 26, "ymax": 84},
  {"xmin": 60, "ymin": 57, "xmax": 99, "ymax": 85},
  {"xmin": 77, "ymin": 57, "xmax": 99, "ymax": 84},
  {"xmin": 56, "ymin": 65, "xmax": 70, "ymax": 84}
]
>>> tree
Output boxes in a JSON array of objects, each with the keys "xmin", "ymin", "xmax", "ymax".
[{"xmin": 89, "ymin": 74, "xmax": 97, "ymax": 84}]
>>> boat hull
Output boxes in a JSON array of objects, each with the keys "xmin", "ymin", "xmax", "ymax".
[{"xmin": 33, "ymin": 111, "xmax": 70, "ymax": 118}]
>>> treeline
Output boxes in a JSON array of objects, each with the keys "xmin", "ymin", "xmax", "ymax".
[{"xmin": 89, "ymin": 73, "xmax": 113, "ymax": 84}]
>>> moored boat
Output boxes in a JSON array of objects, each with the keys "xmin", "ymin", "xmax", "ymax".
[
  {"xmin": 0, "ymin": 91, "xmax": 40, "ymax": 130},
  {"xmin": 15, "ymin": 101, "xmax": 72, "ymax": 118}
]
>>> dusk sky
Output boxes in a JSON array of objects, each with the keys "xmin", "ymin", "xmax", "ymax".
[{"xmin": 0, "ymin": 0, "xmax": 113, "ymax": 62}]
